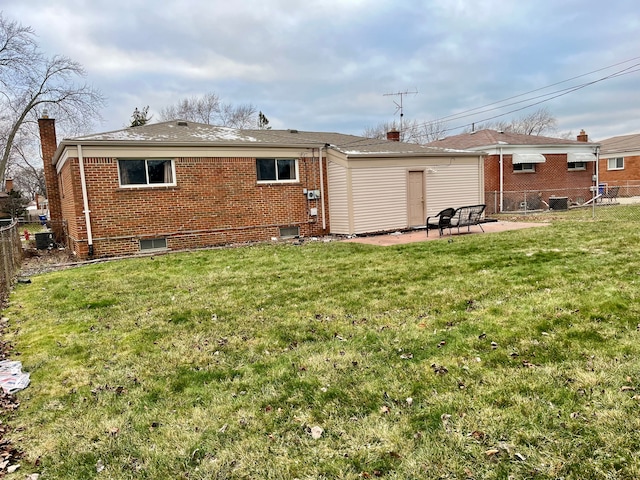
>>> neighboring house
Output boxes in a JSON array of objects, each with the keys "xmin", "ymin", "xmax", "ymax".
[
  {"xmin": 597, "ymin": 133, "xmax": 640, "ymax": 197},
  {"xmin": 427, "ymin": 129, "xmax": 599, "ymax": 214},
  {"xmin": 38, "ymin": 117, "xmax": 485, "ymax": 259}
]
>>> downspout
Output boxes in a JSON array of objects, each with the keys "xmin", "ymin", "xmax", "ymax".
[
  {"xmin": 498, "ymin": 148, "xmax": 504, "ymax": 212},
  {"xmin": 77, "ymin": 145, "xmax": 94, "ymax": 257},
  {"xmin": 593, "ymin": 145, "xmax": 600, "ymax": 218},
  {"xmin": 319, "ymin": 145, "xmax": 327, "ymax": 230}
]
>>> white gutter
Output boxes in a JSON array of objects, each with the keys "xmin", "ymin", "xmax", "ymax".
[
  {"xmin": 499, "ymin": 147, "xmax": 504, "ymax": 212},
  {"xmin": 77, "ymin": 145, "xmax": 94, "ymax": 255},
  {"xmin": 319, "ymin": 145, "xmax": 327, "ymax": 230}
]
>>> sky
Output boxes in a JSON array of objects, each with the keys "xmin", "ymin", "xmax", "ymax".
[{"xmin": 3, "ymin": 0, "xmax": 639, "ymax": 141}]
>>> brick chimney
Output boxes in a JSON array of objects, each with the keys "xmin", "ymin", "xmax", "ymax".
[
  {"xmin": 4, "ymin": 179, "xmax": 13, "ymax": 192},
  {"xmin": 577, "ymin": 129, "xmax": 588, "ymax": 142},
  {"xmin": 38, "ymin": 112, "xmax": 64, "ymax": 242},
  {"xmin": 387, "ymin": 128, "xmax": 400, "ymax": 142}
]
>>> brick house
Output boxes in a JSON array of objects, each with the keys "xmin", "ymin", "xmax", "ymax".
[
  {"xmin": 427, "ymin": 129, "xmax": 600, "ymax": 213},
  {"xmin": 597, "ymin": 133, "xmax": 640, "ymax": 197},
  {"xmin": 39, "ymin": 117, "xmax": 485, "ymax": 259}
]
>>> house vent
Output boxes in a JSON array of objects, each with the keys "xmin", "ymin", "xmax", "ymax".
[
  {"xmin": 177, "ymin": 121, "xmax": 188, "ymax": 127},
  {"xmin": 289, "ymin": 129, "xmax": 298, "ymax": 134}
]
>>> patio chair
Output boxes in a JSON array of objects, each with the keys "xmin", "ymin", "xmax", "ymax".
[
  {"xmin": 426, "ymin": 207, "xmax": 456, "ymax": 237},
  {"xmin": 601, "ymin": 186, "xmax": 620, "ymax": 203}
]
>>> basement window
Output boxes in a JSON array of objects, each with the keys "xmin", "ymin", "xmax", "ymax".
[
  {"xmin": 256, "ymin": 158, "xmax": 298, "ymax": 182},
  {"xmin": 119, "ymin": 159, "xmax": 175, "ymax": 187},
  {"xmin": 279, "ymin": 226, "xmax": 300, "ymax": 238},
  {"xmin": 140, "ymin": 238, "xmax": 167, "ymax": 251}
]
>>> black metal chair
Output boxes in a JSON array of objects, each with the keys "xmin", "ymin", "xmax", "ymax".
[{"xmin": 426, "ymin": 208, "xmax": 456, "ymax": 237}]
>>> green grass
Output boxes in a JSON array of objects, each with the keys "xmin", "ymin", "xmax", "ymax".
[{"xmin": 5, "ymin": 206, "xmax": 640, "ymax": 479}]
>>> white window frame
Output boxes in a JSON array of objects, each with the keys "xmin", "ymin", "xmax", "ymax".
[
  {"xmin": 256, "ymin": 158, "xmax": 299, "ymax": 183},
  {"xmin": 608, "ymin": 157, "xmax": 624, "ymax": 170},
  {"xmin": 118, "ymin": 159, "xmax": 176, "ymax": 188},
  {"xmin": 513, "ymin": 163, "xmax": 535, "ymax": 173}
]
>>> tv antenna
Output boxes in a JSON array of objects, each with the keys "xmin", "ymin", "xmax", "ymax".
[{"xmin": 383, "ymin": 89, "xmax": 418, "ymax": 135}]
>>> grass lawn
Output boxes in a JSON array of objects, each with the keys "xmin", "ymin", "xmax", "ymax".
[{"xmin": 4, "ymin": 208, "xmax": 640, "ymax": 479}]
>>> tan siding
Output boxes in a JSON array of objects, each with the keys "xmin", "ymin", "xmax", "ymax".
[
  {"xmin": 327, "ymin": 161, "xmax": 350, "ymax": 234},
  {"xmin": 426, "ymin": 164, "xmax": 482, "ymax": 215},
  {"xmin": 351, "ymin": 167, "xmax": 407, "ymax": 233}
]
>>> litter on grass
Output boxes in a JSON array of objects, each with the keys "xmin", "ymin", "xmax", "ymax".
[{"xmin": 0, "ymin": 361, "xmax": 30, "ymax": 394}]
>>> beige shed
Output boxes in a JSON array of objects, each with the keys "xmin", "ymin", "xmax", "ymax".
[{"xmin": 326, "ymin": 142, "xmax": 484, "ymax": 235}]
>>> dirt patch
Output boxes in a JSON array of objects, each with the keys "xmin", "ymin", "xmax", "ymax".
[{"xmin": 19, "ymin": 248, "xmax": 79, "ymax": 277}]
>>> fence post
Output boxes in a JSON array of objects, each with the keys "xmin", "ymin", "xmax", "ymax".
[{"xmin": 0, "ymin": 220, "xmax": 23, "ymax": 300}]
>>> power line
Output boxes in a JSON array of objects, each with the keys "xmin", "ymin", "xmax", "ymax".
[
  {"xmin": 403, "ymin": 57, "xmax": 640, "ymax": 137},
  {"xmin": 430, "ymin": 56, "xmax": 640, "ymax": 124}
]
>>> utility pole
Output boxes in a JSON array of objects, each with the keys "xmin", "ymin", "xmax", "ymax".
[{"xmin": 383, "ymin": 89, "xmax": 418, "ymax": 137}]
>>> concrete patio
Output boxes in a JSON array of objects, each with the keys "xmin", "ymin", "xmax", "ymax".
[{"xmin": 341, "ymin": 220, "xmax": 550, "ymax": 246}]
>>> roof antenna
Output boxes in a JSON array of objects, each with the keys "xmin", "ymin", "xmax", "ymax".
[{"xmin": 383, "ymin": 89, "xmax": 418, "ymax": 138}]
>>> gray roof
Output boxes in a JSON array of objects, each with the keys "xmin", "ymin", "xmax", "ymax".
[
  {"xmin": 598, "ymin": 133, "xmax": 640, "ymax": 155},
  {"xmin": 64, "ymin": 120, "xmax": 474, "ymax": 157},
  {"xmin": 426, "ymin": 129, "xmax": 597, "ymax": 150}
]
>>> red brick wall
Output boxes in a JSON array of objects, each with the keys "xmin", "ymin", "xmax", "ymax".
[
  {"xmin": 599, "ymin": 155, "xmax": 640, "ymax": 192},
  {"xmin": 484, "ymin": 154, "xmax": 595, "ymax": 213},
  {"xmin": 65, "ymin": 154, "xmax": 329, "ymax": 258}
]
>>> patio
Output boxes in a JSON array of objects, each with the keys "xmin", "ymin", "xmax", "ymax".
[{"xmin": 341, "ymin": 220, "xmax": 550, "ymax": 246}]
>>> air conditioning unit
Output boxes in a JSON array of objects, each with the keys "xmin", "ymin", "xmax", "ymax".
[{"xmin": 306, "ymin": 190, "xmax": 321, "ymax": 200}]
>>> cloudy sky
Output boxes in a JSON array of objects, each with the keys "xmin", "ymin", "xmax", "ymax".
[{"xmin": 3, "ymin": 0, "xmax": 639, "ymax": 141}]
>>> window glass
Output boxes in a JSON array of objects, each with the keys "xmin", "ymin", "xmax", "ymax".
[
  {"xmin": 257, "ymin": 159, "xmax": 276, "ymax": 181},
  {"xmin": 140, "ymin": 238, "xmax": 167, "ymax": 250},
  {"xmin": 608, "ymin": 157, "xmax": 624, "ymax": 170},
  {"xmin": 256, "ymin": 159, "xmax": 297, "ymax": 182},
  {"xmin": 119, "ymin": 160, "xmax": 147, "ymax": 185},
  {"xmin": 147, "ymin": 160, "xmax": 173, "ymax": 183},
  {"xmin": 277, "ymin": 159, "xmax": 296, "ymax": 180},
  {"xmin": 514, "ymin": 163, "xmax": 535, "ymax": 172},
  {"xmin": 568, "ymin": 162, "xmax": 586, "ymax": 170},
  {"xmin": 119, "ymin": 159, "xmax": 174, "ymax": 186}
]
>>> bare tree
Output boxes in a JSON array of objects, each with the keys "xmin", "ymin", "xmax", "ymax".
[
  {"xmin": 0, "ymin": 14, "xmax": 38, "ymax": 82},
  {"xmin": 465, "ymin": 107, "xmax": 558, "ymax": 136},
  {"xmin": 159, "ymin": 92, "xmax": 258, "ymax": 128},
  {"xmin": 9, "ymin": 135, "xmax": 46, "ymax": 199},
  {"xmin": 0, "ymin": 13, "xmax": 104, "ymax": 186},
  {"xmin": 363, "ymin": 118, "xmax": 448, "ymax": 144}
]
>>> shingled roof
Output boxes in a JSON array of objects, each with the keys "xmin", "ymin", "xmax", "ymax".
[
  {"xmin": 427, "ymin": 129, "xmax": 597, "ymax": 150},
  {"xmin": 598, "ymin": 133, "xmax": 640, "ymax": 155},
  {"xmin": 63, "ymin": 120, "xmax": 470, "ymax": 158}
]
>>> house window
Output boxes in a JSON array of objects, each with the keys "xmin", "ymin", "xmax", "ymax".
[
  {"xmin": 568, "ymin": 162, "xmax": 586, "ymax": 171},
  {"xmin": 279, "ymin": 226, "xmax": 300, "ymax": 238},
  {"xmin": 513, "ymin": 163, "xmax": 535, "ymax": 173},
  {"xmin": 140, "ymin": 238, "xmax": 167, "ymax": 251},
  {"xmin": 608, "ymin": 157, "xmax": 624, "ymax": 170},
  {"xmin": 118, "ymin": 159, "xmax": 175, "ymax": 187},
  {"xmin": 256, "ymin": 158, "xmax": 298, "ymax": 182}
]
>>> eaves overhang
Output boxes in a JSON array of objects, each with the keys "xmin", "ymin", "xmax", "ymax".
[{"xmin": 51, "ymin": 139, "xmax": 330, "ymax": 165}]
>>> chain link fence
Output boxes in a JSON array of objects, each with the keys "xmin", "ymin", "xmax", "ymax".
[
  {"xmin": 0, "ymin": 220, "xmax": 23, "ymax": 301},
  {"xmin": 483, "ymin": 158, "xmax": 640, "ymax": 221}
]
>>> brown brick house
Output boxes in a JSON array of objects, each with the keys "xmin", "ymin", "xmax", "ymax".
[
  {"xmin": 427, "ymin": 129, "xmax": 600, "ymax": 214},
  {"xmin": 39, "ymin": 118, "xmax": 485, "ymax": 259},
  {"xmin": 597, "ymin": 133, "xmax": 640, "ymax": 197}
]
